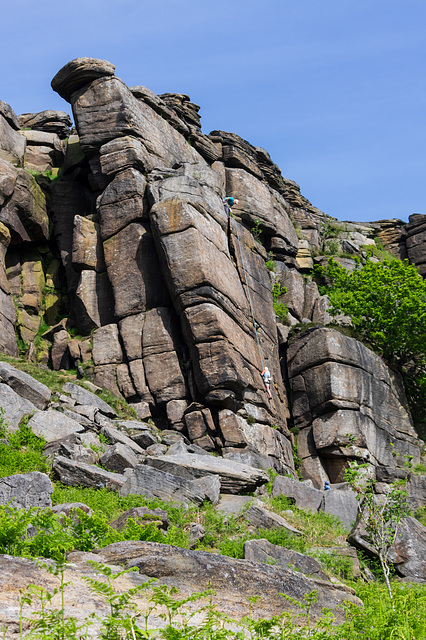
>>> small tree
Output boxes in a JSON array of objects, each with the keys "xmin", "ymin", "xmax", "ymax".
[{"xmin": 345, "ymin": 462, "xmax": 410, "ymax": 602}]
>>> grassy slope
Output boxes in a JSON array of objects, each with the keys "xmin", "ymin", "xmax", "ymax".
[{"xmin": 1, "ymin": 357, "xmax": 426, "ymax": 638}]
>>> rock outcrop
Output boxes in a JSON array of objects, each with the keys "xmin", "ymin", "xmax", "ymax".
[
  {"xmin": 0, "ymin": 57, "xmax": 425, "ymax": 631},
  {"xmin": 287, "ymin": 326, "xmax": 423, "ymax": 487}
]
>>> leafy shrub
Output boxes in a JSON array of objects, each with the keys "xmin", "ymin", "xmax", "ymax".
[
  {"xmin": 0, "ymin": 504, "xmax": 120, "ymax": 560},
  {"xmin": 322, "ymin": 220, "xmax": 342, "ymax": 239},
  {"xmin": 251, "ymin": 218, "xmax": 263, "ymax": 243},
  {"xmin": 320, "ymin": 238, "xmax": 340, "ymax": 256},
  {"xmin": 340, "ymin": 582, "xmax": 426, "ymax": 639},
  {"xmin": 272, "ymin": 281, "xmax": 288, "ymax": 323},
  {"xmin": 265, "ymin": 252, "xmax": 276, "ymax": 272}
]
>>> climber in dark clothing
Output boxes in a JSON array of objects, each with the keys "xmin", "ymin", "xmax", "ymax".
[{"xmin": 223, "ymin": 196, "xmax": 239, "ymax": 218}]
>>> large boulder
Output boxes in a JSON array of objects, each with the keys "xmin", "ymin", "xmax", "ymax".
[
  {"xmin": 0, "ymin": 362, "xmax": 51, "ymax": 409},
  {"xmin": 51, "ymin": 57, "xmax": 116, "ymax": 102},
  {"xmin": 287, "ymin": 327, "xmax": 423, "ymax": 486},
  {"xmin": 0, "ymin": 472, "xmax": 52, "ymax": 509},
  {"xmin": 119, "ymin": 464, "xmax": 206, "ymax": 505},
  {"xmin": 18, "ymin": 110, "xmax": 72, "ymax": 137},
  {"xmin": 144, "ymin": 452, "xmax": 268, "ymax": 493},
  {"xmin": 59, "ymin": 63, "xmax": 205, "ymax": 167},
  {"xmin": 0, "ymin": 545, "xmax": 361, "ymax": 638},
  {"xmin": 0, "ymin": 383, "xmax": 37, "ymax": 430},
  {"xmin": 93, "ymin": 540, "xmax": 362, "ymax": 623},
  {"xmin": 27, "ymin": 410, "xmax": 85, "ymax": 442}
]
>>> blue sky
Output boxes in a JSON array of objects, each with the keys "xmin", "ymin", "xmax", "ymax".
[{"xmin": 2, "ymin": 0, "xmax": 425, "ymax": 222}]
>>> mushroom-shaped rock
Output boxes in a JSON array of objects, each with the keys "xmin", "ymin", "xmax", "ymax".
[{"xmin": 51, "ymin": 58, "xmax": 116, "ymax": 102}]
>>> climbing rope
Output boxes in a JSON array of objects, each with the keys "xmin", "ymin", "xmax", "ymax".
[{"xmin": 231, "ymin": 217, "xmax": 266, "ymax": 372}]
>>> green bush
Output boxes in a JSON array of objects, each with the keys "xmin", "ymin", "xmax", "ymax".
[
  {"xmin": 272, "ymin": 281, "xmax": 289, "ymax": 323},
  {"xmin": 251, "ymin": 218, "xmax": 263, "ymax": 243}
]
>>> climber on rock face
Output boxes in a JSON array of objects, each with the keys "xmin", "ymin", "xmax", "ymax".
[
  {"xmin": 261, "ymin": 366, "xmax": 272, "ymax": 400},
  {"xmin": 223, "ymin": 196, "xmax": 239, "ymax": 218}
]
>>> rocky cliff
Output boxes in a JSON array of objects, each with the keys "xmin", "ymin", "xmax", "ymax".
[
  {"xmin": 1, "ymin": 57, "xmax": 426, "ymax": 634},
  {"xmin": 0, "ymin": 56, "xmax": 425, "ymax": 491}
]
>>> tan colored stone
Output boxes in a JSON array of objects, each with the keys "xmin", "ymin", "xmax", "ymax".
[
  {"xmin": 72, "ymin": 215, "xmax": 105, "ymax": 271},
  {"xmin": 92, "ymin": 324, "xmax": 123, "ymax": 366},
  {"xmin": 0, "ymin": 169, "xmax": 50, "ymax": 242},
  {"xmin": 142, "ymin": 307, "xmax": 186, "ymax": 403},
  {"xmin": 98, "ymin": 167, "xmax": 147, "ymax": 240},
  {"xmin": 74, "ymin": 270, "xmax": 114, "ymax": 334},
  {"xmin": 103, "ymin": 223, "xmax": 169, "ymax": 319}
]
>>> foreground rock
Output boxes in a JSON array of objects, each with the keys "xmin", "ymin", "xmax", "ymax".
[
  {"xmin": 0, "ymin": 554, "xmax": 164, "ymax": 639},
  {"xmin": 0, "ymin": 472, "xmax": 52, "ymax": 508},
  {"xmin": 90, "ymin": 540, "xmax": 361, "ymax": 623},
  {"xmin": 27, "ymin": 410, "xmax": 85, "ymax": 442},
  {"xmin": 0, "ymin": 546, "xmax": 361, "ymax": 638},
  {"xmin": 244, "ymin": 538, "xmax": 329, "ymax": 581},
  {"xmin": 0, "ymin": 362, "xmax": 51, "ymax": 410}
]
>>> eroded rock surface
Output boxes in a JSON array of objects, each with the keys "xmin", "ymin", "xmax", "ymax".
[{"xmin": 287, "ymin": 327, "xmax": 423, "ymax": 487}]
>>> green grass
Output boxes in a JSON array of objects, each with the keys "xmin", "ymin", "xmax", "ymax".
[
  {"xmin": 361, "ymin": 243, "xmax": 396, "ymax": 262},
  {"xmin": 0, "ymin": 353, "xmax": 137, "ymax": 419},
  {"xmin": 96, "ymin": 387, "xmax": 138, "ymax": 420},
  {"xmin": 415, "ymin": 505, "xmax": 426, "ymax": 526},
  {"xmin": 343, "ymin": 582, "xmax": 426, "ymax": 639},
  {"xmin": 266, "ymin": 495, "xmax": 347, "ymax": 546},
  {"xmin": 0, "ymin": 353, "xmax": 77, "ymax": 394},
  {"xmin": 0, "ymin": 414, "xmax": 49, "ymax": 477},
  {"xmin": 313, "ymin": 550, "xmax": 354, "ymax": 580},
  {"xmin": 1, "ymin": 419, "xmax": 426, "ymax": 639}
]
